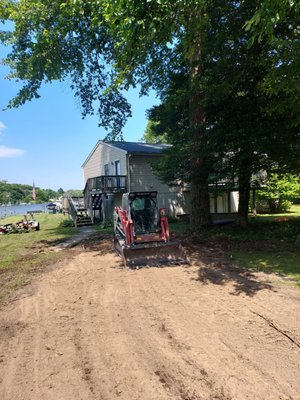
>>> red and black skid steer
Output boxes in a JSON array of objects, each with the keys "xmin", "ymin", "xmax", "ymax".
[{"xmin": 114, "ymin": 191, "xmax": 188, "ymax": 268}]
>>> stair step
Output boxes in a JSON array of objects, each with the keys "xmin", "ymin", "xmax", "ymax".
[{"xmin": 76, "ymin": 218, "xmax": 93, "ymax": 226}]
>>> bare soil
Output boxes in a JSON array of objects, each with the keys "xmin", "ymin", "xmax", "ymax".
[{"xmin": 0, "ymin": 235, "xmax": 299, "ymax": 400}]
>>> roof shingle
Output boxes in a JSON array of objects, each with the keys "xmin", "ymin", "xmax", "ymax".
[{"xmin": 106, "ymin": 141, "xmax": 171, "ymax": 154}]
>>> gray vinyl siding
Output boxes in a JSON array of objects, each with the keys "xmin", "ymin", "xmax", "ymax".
[
  {"xmin": 83, "ymin": 143, "xmax": 127, "ymax": 184},
  {"xmin": 129, "ymin": 155, "xmax": 172, "ymax": 192},
  {"xmin": 129, "ymin": 155, "xmax": 187, "ymax": 216},
  {"xmin": 83, "ymin": 144, "xmax": 102, "ymax": 183}
]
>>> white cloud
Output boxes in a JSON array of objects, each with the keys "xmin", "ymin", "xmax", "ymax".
[
  {"xmin": 0, "ymin": 121, "xmax": 7, "ymax": 135},
  {"xmin": 0, "ymin": 145, "xmax": 25, "ymax": 158}
]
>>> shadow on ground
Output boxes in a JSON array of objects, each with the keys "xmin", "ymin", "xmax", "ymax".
[
  {"xmin": 44, "ymin": 230, "xmax": 277, "ymax": 297},
  {"xmin": 184, "ymin": 238, "xmax": 276, "ymax": 297}
]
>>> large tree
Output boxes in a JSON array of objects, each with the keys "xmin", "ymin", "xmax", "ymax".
[
  {"xmin": 1, "ymin": 1, "xmax": 299, "ymax": 227},
  {"xmin": 0, "ymin": 0, "xmax": 132, "ymax": 135},
  {"xmin": 139, "ymin": 0, "xmax": 300, "ymax": 226},
  {"xmin": 202, "ymin": 0, "xmax": 299, "ymax": 225},
  {"xmin": 1, "ymin": 0, "xmax": 213, "ymax": 227},
  {"xmin": 96, "ymin": 0, "xmax": 213, "ymax": 227}
]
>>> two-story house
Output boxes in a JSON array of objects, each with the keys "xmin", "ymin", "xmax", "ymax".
[{"xmin": 82, "ymin": 141, "xmax": 239, "ymax": 222}]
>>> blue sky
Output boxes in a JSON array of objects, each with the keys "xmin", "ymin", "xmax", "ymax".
[{"xmin": 0, "ymin": 68, "xmax": 158, "ymax": 191}]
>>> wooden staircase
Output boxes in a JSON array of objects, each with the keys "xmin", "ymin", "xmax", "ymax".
[
  {"xmin": 91, "ymin": 193, "xmax": 102, "ymax": 210},
  {"xmin": 76, "ymin": 208, "xmax": 93, "ymax": 226},
  {"xmin": 63, "ymin": 196, "xmax": 93, "ymax": 227}
]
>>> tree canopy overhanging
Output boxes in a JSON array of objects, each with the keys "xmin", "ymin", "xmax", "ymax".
[
  {"xmin": 139, "ymin": 0, "xmax": 300, "ymax": 225},
  {"xmin": 1, "ymin": 0, "xmax": 299, "ymax": 227}
]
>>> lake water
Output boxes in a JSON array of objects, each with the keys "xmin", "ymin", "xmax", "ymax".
[{"xmin": 0, "ymin": 203, "xmax": 48, "ymax": 219}]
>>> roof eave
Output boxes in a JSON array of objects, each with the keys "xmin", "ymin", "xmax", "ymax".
[
  {"xmin": 81, "ymin": 140, "xmax": 101, "ymax": 168},
  {"xmin": 81, "ymin": 140, "xmax": 128, "ymax": 168}
]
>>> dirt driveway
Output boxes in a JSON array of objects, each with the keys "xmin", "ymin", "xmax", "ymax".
[{"xmin": 0, "ymin": 236, "xmax": 299, "ymax": 400}]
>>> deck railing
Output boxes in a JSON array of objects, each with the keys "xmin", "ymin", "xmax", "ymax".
[
  {"xmin": 70, "ymin": 196, "xmax": 85, "ymax": 209},
  {"xmin": 86, "ymin": 175, "xmax": 127, "ymax": 192},
  {"xmin": 68, "ymin": 197, "xmax": 78, "ymax": 225}
]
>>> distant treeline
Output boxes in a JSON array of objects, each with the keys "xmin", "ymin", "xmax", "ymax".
[{"xmin": 0, "ymin": 181, "xmax": 83, "ymax": 204}]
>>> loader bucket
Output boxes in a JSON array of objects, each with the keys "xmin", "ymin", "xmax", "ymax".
[{"xmin": 121, "ymin": 241, "xmax": 188, "ymax": 268}]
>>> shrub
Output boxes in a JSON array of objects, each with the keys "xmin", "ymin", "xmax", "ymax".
[
  {"xmin": 59, "ymin": 219, "xmax": 74, "ymax": 227},
  {"xmin": 257, "ymin": 173, "xmax": 300, "ymax": 213},
  {"xmin": 100, "ymin": 219, "xmax": 113, "ymax": 229}
]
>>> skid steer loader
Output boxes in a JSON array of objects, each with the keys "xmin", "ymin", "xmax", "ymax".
[{"xmin": 114, "ymin": 191, "xmax": 188, "ymax": 268}]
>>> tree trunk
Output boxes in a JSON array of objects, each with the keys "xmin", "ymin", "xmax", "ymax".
[
  {"xmin": 190, "ymin": 161, "xmax": 211, "ymax": 228},
  {"xmin": 186, "ymin": 6, "xmax": 211, "ymax": 229}
]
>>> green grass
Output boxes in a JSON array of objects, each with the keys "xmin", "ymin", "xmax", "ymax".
[
  {"xmin": 252, "ymin": 204, "xmax": 300, "ymax": 221},
  {"xmin": 231, "ymin": 250, "xmax": 300, "ymax": 287},
  {"xmin": 0, "ymin": 213, "xmax": 77, "ymax": 267},
  {"xmin": 211, "ymin": 219, "xmax": 300, "ymax": 243},
  {"xmin": 170, "ymin": 205, "xmax": 300, "ymax": 287},
  {"xmin": 0, "ymin": 213, "xmax": 78, "ymax": 302},
  {"xmin": 169, "ymin": 206, "xmax": 300, "ymax": 236},
  {"xmin": 209, "ymin": 205, "xmax": 300, "ymax": 243},
  {"xmin": 212, "ymin": 206, "xmax": 300, "ymax": 287},
  {"xmin": 169, "ymin": 220, "xmax": 191, "ymax": 234},
  {"xmin": 93, "ymin": 219, "xmax": 114, "ymax": 234}
]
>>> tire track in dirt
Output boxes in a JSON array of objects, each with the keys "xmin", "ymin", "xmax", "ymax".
[
  {"xmin": 131, "ymin": 265, "xmax": 299, "ymax": 399},
  {"xmin": 75, "ymin": 258, "xmax": 172, "ymax": 400},
  {"xmin": 0, "ymin": 244, "xmax": 299, "ymax": 400},
  {"xmin": 119, "ymin": 269, "xmax": 230, "ymax": 399}
]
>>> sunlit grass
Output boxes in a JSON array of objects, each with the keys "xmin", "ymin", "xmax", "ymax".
[
  {"xmin": 0, "ymin": 213, "xmax": 77, "ymax": 302},
  {"xmin": 231, "ymin": 250, "xmax": 300, "ymax": 287},
  {"xmin": 0, "ymin": 213, "xmax": 76, "ymax": 268},
  {"xmin": 170, "ymin": 205, "xmax": 300, "ymax": 287}
]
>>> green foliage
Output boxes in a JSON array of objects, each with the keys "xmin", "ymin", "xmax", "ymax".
[
  {"xmin": 244, "ymin": 0, "xmax": 300, "ymax": 43},
  {"xmin": 0, "ymin": 181, "xmax": 74, "ymax": 204},
  {"xmin": 65, "ymin": 189, "xmax": 83, "ymax": 197},
  {"xmin": 170, "ymin": 205, "xmax": 300, "ymax": 286},
  {"xmin": 244, "ymin": 1, "xmax": 300, "ymax": 142},
  {"xmin": 232, "ymin": 250, "xmax": 300, "ymax": 287},
  {"xmin": 202, "ymin": 0, "xmax": 300, "ymax": 223},
  {"xmin": 35, "ymin": 189, "xmax": 49, "ymax": 203},
  {"xmin": 141, "ymin": 0, "xmax": 300, "ymax": 226},
  {"xmin": 257, "ymin": 173, "xmax": 300, "ymax": 213},
  {"xmin": 169, "ymin": 205, "xmax": 300, "ymax": 242},
  {"xmin": 0, "ymin": 0, "xmax": 131, "ymax": 136},
  {"xmin": 144, "ymin": 70, "xmax": 192, "ymax": 184},
  {"xmin": 100, "ymin": 219, "xmax": 113, "ymax": 229},
  {"xmin": 0, "ymin": 213, "xmax": 77, "ymax": 302},
  {"xmin": 0, "ymin": 181, "xmax": 32, "ymax": 204},
  {"xmin": 59, "ymin": 218, "xmax": 74, "ymax": 227},
  {"xmin": 140, "ymin": 119, "xmax": 168, "ymax": 144},
  {"xmin": 212, "ymin": 217, "xmax": 300, "ymax": 244},
  {"xmin": 1, "ymin": 0, "xmax": 300, "ymax": 227}
]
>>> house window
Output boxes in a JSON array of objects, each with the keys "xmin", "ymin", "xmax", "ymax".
[{"xmin": 104, "ymin": 163, "xmax": 109, "ymax": 176}]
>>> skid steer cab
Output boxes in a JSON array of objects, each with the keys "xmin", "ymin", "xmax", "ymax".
[{"xmin": 114, "ymin": 191, "xmax": 188, "ymax": 268}]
